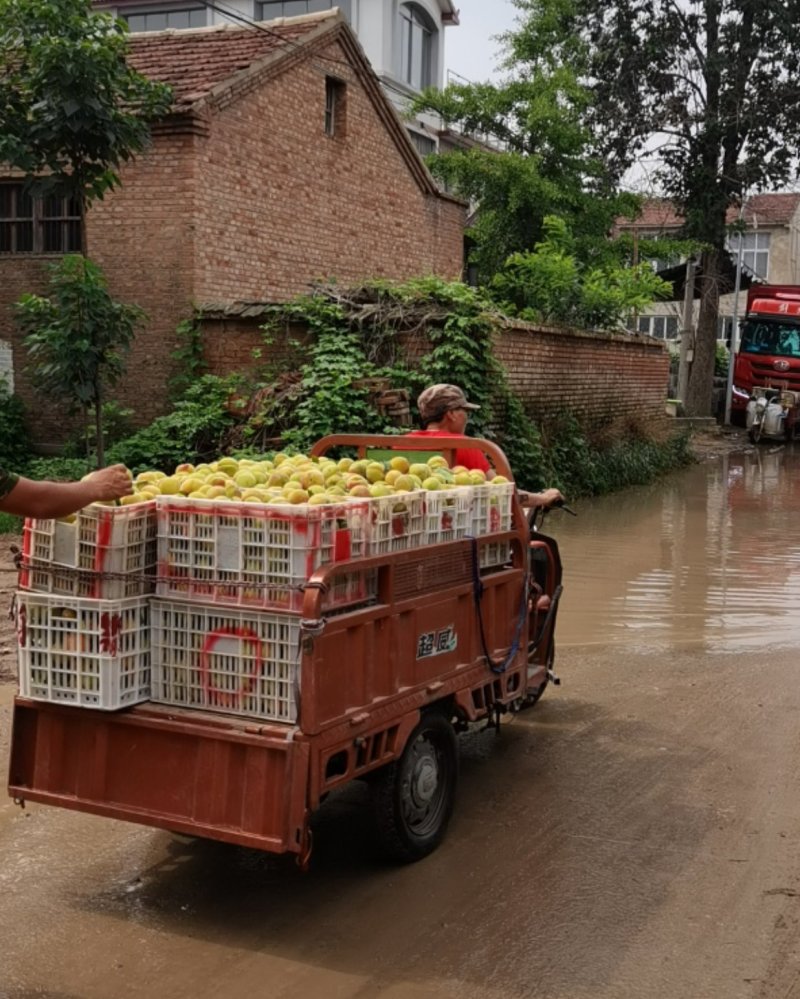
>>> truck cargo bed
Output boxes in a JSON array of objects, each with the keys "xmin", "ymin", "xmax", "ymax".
[{"xmin": 8, "ymin": 698, "xmax": 310, "ymax": 854}]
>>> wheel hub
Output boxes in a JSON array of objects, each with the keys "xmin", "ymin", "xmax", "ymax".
[{"xmin": 411, "ymin": 751, "xmax": 438, "ymax": 808}]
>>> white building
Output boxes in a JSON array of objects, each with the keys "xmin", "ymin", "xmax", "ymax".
[{"xmin": 617, "ymin": 194, "xmax": 800, "ymax": 345}]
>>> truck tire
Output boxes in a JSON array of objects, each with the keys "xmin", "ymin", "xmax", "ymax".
[{"xmin": 371, "ymin": 712, "xmax": 458, "ymax": 863}]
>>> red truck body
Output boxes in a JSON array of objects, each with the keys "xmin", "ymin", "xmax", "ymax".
[
  {"xmin": 732, "ymin": 284, "xmax": 800, "ymax": 412},
  {"xmin": 7, "ymin": 435, "xmax": 562, "ymax": 865}
]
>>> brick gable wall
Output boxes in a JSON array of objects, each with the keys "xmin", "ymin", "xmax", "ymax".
[{"xmin": 194, "ymin": 37, "xmax": 465, "ymax": 303}]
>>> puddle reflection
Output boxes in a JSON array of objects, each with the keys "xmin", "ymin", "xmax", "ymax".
[{"xmin": 555, "ymin": 445, "xmax": 800, "ymax": 653}]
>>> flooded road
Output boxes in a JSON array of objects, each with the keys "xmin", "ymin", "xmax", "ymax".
[
  {"xmin": 2, "ymin": 447, "xmax": 800, "ymax": 999},
  {"xmin": 557, "ymin": 447, "xmax": 800, "ymax": 654}
]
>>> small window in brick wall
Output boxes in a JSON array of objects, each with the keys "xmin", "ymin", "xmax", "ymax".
[
  {"xmin": 0, "ymin": 182, "xmax": 81, "ymax": 254},
  {"xmin": 325, "ymin": 77, "xmax": 346, "ymax": 137}
]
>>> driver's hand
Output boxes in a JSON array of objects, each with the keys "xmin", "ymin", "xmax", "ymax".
[
  {"xmin": 518, "ymin": 487, "xmax": 564, "ymax": 509},
  {"xmin": 539, "ymin": 488, "xmax": 564, "ymax": 508}
]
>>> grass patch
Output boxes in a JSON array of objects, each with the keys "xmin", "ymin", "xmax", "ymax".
[
  {"xmin": 0, "ymin": 512, "xmax": 22, "ymax": 535},
  {"xmin": 541, "ymin": 413, "xmax": 694, "ymax": 499}
]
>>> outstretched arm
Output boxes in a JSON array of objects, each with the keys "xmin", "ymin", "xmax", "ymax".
[
  {"xmin": 518, "ymin": 487, "xmax": 564, "ymax": 509},
  {"xmin": 0, "ymin": 465, "xmax": 133, "ymax": 518}
]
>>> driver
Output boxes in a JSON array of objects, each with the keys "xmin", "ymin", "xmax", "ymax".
[{"xmin": 408, "ymin": 383, "xmax": 563, "ymax": 510}]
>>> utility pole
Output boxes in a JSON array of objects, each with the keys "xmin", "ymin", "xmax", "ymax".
[
  {"xmin": 723, "ymin": 199, "xmax": 749, "ymax": 426},
  {"xmin": 677, "ymin": 257, "xmax": 697, "ymax": 408},
  {"xmin": 724, "ymin": 230, "xmax": 745, "ymax": 425}
]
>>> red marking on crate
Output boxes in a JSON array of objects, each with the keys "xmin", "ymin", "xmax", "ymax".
[
  {"xmin": 100, "ymin": 611, "xmax": 122, "ymax": 656},
  {"xmin": 199, "ymin": 627, "xmax": 265, "ymax": 708},
  {"xmin": 490, "ymin": 507, "xmax": 501, "ymax": 533},
  {"xmin": 334, "ymin": 528, "xmax": 351, "ymax": 561},
  {"xmin": 95, "ymin": 509, "xmax": 113, "ymax": 574},
  {"xmin": 17, "ymin": 604, "xmax": 26, "ymax": 647}
]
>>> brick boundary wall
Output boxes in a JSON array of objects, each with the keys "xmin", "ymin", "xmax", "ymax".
[
  {"xmin": 200, "ymin": 312, "xmax": 671, "ymax": 438},
  {"xmin": 492, "ymin": 319, "xmax": 671, "ymax": 431}
]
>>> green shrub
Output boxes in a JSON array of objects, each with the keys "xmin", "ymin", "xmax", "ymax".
[
  {"xmin": 0, "ymin": 512, "xmax": 21, "ymax": 535},
  {"xmin": 0, "ymin": 381, "xmax": 31, "ymax": 474},
  {"xmin": 107, "ymin": 374, "xmax": 239, "ymax": 473},
  {"xmin": 715, "ymin": 343, "xmax": 729, "ymax": 378},
  {"xmin": 26, "ymin": 456, "xmax": 93, "ymax": 481},
  {"xmin": 540, "ymin": 412, "xmax": 693, "ymax": 498}
]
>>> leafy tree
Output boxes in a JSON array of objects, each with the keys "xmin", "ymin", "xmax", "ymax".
[
  {"xmin": 15, "ymin": 255, "xmax": 144, "ymax": 466},
  {"xmin": 505, "ymin": 0, "xmax": 800, "ymax": 414},
  {"xmin": 0, "ymin": 0, "xmax": 172, "ymax": 255},
  {"xmin": 0, "ymin": 378, "xmax": 31, "ymax": 473},
  {"xmin": 490, "ymin": 216, "xmax": 671, "ymax": 328},
  {"xmin": 412, "ymin": 39, "xmax": 639, "ymax": 281}
]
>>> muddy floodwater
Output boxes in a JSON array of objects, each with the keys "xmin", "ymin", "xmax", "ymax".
[
  {"xmin": 557, "ymin": 446, "xmax": 800, "ymax": 654},
  {"xmin": 2, "ymin": 446, "xmax": 800, "ymax": 999}
]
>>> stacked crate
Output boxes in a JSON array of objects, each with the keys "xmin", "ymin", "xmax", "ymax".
[
  {"xmin": 14, "ymin": 481, "xmax": 516, "ymax": 723},
  {"xmin": 470, "ymin": 481, "xmax": 515, "ymax": 568},
  {"xmin": 16, "ymin": 501, "xmax": 157, "ymax": 709},
  {"xmin": 150, "ymin": 495, "xmax": 379, "ymax": 722}
]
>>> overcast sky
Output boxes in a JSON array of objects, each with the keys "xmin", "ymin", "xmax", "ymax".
[{"xmin": 443, "ymin": 1, "xmax": 519, "ymax": 84}]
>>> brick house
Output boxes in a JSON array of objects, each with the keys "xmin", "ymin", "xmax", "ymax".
[
  {"xmin": 97, "ymin": 0, "xmax": 462, "ymax": 157},
  {"xmin": 617, "ymin": 194, "xmax": 800, "ymax": 345},
  {"xmin": 0, "ymin": 9, "xmax": 466, "ymax": 445}
]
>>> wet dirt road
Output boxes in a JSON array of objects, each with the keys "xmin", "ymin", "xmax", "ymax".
[{"xmin": 2, "ymin": 446, "xmax": 800, "ymax": 999}]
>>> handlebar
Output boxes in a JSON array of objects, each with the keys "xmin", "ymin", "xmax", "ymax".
[{"xmin": 528, "ymin": 500, "xmax": 576, "ymax": 532}]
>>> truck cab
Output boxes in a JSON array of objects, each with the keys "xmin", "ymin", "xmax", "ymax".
[{"xmin": 732, "ymin": 285, "xmax": 800, "ymax": 414}]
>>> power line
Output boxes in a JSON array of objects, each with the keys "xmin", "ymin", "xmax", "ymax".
[{"xmin": 199, "ymin": 0, "xmax": 356, "ymax": 73}]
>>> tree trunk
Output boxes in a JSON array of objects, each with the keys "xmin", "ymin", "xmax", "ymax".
[
  {"xmin": 684, "ymin": 248, "xmax": 720, "ymax": 417},
  {"xmin": 95, "ymin": 386, "xmax": 105, "ymax": 468},
  {"xmin": 80, "ymin": 189, "xmax": 88, "ymax": 258},
  {"xmin": 82, "ymin": 405, "xmax": 92, "ymax": 465}
]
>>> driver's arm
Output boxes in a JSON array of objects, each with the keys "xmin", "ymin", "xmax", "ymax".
[{"xmin": 518, "ymin": 488, "xmax": 564, "ymax": 509}]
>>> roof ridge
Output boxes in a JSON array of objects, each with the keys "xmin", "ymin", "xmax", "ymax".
[{"xmin": 127, "ymin": 8, "xmax": 339, "ymax": 41}]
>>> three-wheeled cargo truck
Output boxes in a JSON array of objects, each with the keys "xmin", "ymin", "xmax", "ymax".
[{"xmin": 7, "ymin": 435, "xmax": 564, "ymax": 865}]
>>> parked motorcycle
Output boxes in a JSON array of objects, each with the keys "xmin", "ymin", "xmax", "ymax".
[{"xmin": 746, "ymin": 385, "xmax": 800, "ymax": 443}]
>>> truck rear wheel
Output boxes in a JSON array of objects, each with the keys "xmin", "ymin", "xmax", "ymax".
[{"xmin": 371, "ymin": 712, "xmax": 458, "ymax": 863}]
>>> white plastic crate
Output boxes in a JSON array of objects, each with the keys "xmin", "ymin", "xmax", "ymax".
[
  {"xmin": 150, "ymin": 599, "xmax": 301, "ymax": 722},
  {"xmin": 469, "ymin": 482, "xmax": 515, "ymax": 536},
  {"xmin": 478, "ymin": 540, "xmax": 512, "ymax": 569},
  {"xmin": 156, "ymin": 496, "xmax": 371, "ymax": 611},
  {"xmin": 421, "ymin": 487, "xmax": 472, "ymax": 545},
  {"xmin": 366, "ymin": 491, "xmax": 426, "ymax": 555},
  {"xmin": 16, "ymin": 592, "xmax": 150, "ymax": 710},
  {"xmin": 20, "ymin": 501, "xmax": 157, "ymax": 599}
]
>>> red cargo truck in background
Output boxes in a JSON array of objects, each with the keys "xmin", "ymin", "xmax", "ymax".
[{"xmin": 731, "ymin": 285, "xmax": 800, "ymax": 415}]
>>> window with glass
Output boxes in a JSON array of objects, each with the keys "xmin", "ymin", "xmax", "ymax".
[
  {"xmin": 409, "ymin": 130, "xmax": 436, "ymax": 157},
  {"xmin": 741, "ymin": 232, "xmax": 770, "ymax": 280},
  {"xmin": 637, "ymin": 315, "xmax": 679, "ymax": 340},
  {"xmin": 257, "ymin": 0, "xmax": 350, "ymax": 19},
  {"xmin": 727, "ymin": 231, "xmax": 770, "ymax": 281},
  {"xmin": 739, "ymin": 319, "xmax": 800, "ymax": 358},
  {"xmin": 399, "ymin": 3, "xmax": 435, "ymax": 90},
  {"xmin": 0, "ymin": 183, "xmax": 81, "ymax": 254},
  {"xmin": 717, "ymin": 315, "xmax": 734, "ymax": 343},
  {"xmin": 125, "ymin": 6, "xmax": 207, "ymax": 32},
  {"xmin": 325, "ymin": 77, "xmax": 346, "ymax": 136}
]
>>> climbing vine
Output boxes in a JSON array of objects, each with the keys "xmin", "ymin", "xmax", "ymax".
[{"xmin": 255, "ymin": 277, "xmax": 687, "ymax": 494}]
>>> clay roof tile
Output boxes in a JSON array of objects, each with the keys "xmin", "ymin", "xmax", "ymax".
[{"xmin": 126, "ymin": 15, "xmax": 331, "ymax": 107}]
